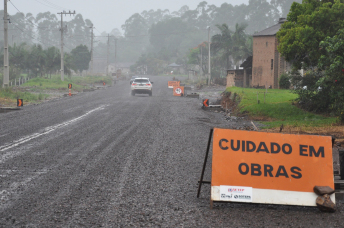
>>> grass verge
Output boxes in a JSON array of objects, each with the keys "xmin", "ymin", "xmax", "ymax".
[
  {"xmin": 0, "ymin": 75, "xmax": 112, "ymax": 107},
  {"xmin": 23, "ymin": 75, "xmax": 112, "ymax": 92},
  {"xmin": 0, "ymin": 87, "xmax": 49, "ymax": 106},
  {"xmin": 226, "ymin": 87, "xmax": 338, "ymax": 128}
]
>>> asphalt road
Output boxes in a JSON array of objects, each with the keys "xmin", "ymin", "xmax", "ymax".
[{"xmin": 0, "ymin": 76, "xmax": 342, "ymax": 227}]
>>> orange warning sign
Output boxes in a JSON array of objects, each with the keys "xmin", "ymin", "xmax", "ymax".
[
  {"xmin": 168, "ymin": 81, "xmax": 180, "ymax": 88},
  {"xmin": 211, "ymin": 128, "xmax": 334, "ymax": 206},
  {"xmin": 68, "ymin": 84, "xmax": 72, "ymax": 89},
  {"xmin": 17, "ymin": 99, "xmax": 23, "ymax": 107},
  {"xmin": 203, "ymin": 99, "xmax": 209, "ymax": 107},
  {"xmin": 173, "ymin": 86, "xmax": 184, "ymax": 96}
]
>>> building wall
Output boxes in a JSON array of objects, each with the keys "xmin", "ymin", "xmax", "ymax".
[
  {"xmin": 226, "ymin": 71, "xmax": 235, "ymax": 87},
  {"xmin": 234, "ymin": 70, "xmax": 244, "ymax": 87},
  {"xmin": 252, "ymin": 36, "xmax": 291, "ymax": 89},
  {"xmin": 243, "ymin": 69, "xmax": 252, "ymax": 88},
  {"xmin": 226, "ymin": 70, "xmax": 244, "ymax": 88},
  {"xmin": 252, "ymin": 36, "xmax": 277, "ymax": 88}
]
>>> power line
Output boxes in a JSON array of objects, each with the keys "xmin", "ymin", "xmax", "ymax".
[
  {"xmin": 8, "ymin": 0, "xmax": 21, "ymax": 13},
  {"xmin": 41, "ymin": 0, "xmax": 68, "ymax": 11},
  {"xmin": 32, "ymin": 0, "xmax": 65, "ymax": 11},
  {"xmin": 9, "ymin": 0, "xmax": 47, "ymax": 30},
  {"xmin": 94, "ymin": 27, "xmax": 103, "ymax": 36},
  {"xmin": 10, "ymin": 18, "xmax": 73, "ymax": 51}
]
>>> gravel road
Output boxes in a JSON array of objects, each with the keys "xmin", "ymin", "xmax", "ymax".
[{"xmin": 0, "ymin": 76, "xmax": 342, "ymax": 227}]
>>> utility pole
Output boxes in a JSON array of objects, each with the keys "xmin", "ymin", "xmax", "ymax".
[
  {"xmin": 114, "ymin": 38, "xmax": 117, "ymax": 74},
  {"xmin": 57, "ymin": 10, "xmax": 76, "ymax": 81},
  {"xmin": 200, "ymin": 44, "xmax": 203, "ymax": 76},
  {"xmin": 107, "ymin": 34, "xmax": 109, "ymax": 76},
  {"xmin": 208, "ymin": 26, "xmax": 211, "ymax": 86},
  {"xmin": 90, "ymin": 25, "xmax": 94, "ymax": 75},
  {"xmin": 3, "ymin": 0, "xmax": 9, "ymax": 87}
]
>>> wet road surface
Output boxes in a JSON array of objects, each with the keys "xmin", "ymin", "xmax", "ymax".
[{"xmin": 0, "ymin": 76, "xmax": 342, "ymax": 227}]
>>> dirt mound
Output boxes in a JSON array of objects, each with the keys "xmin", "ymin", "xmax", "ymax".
[{"xmin": 220, "ymin": 91, "xmax": 240, "ymax": 114}]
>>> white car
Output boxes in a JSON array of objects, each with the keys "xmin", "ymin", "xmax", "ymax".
[{"xmin": 131, "ymin": 78, "xmax": 153, "ymax": 96}]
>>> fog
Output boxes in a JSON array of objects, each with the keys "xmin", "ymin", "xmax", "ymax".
[
  {"xmin": 0, "ymin": 0, "xmax": 300, "ymax": 77},
  {"xmin": 9, "ymin": 0, "xmax": 249, "ymax": 33}
]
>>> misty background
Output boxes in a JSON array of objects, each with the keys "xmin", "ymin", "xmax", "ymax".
[{"xmin": 0, "ymin": 0, "xmax": 302, "ymax": 78}]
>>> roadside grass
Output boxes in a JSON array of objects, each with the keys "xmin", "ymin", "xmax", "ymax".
[
  {"xmin": 23, "ymin": 75, "xmax": 112, "ymax": 92},
  {"xmin": 72, "ymin": 75, "xmax": 112, "ymax": 86},
  {"xmin": 226, "ymin": 87, "xmax": 338, "ymax": 128},
  {"xmin": 0, "ymin": 75, "xmax": 112, "ymax": 107},
  {"xmin": 0, "ymin": 87, "xmax": 48, "ymax": 105}
]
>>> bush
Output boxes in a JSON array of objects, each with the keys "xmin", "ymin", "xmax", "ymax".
[
  {"xmin": 279, "ymin": 73, "xmax": 290, "ymax": 89},
  {"xmin": 292, "ymin": 71, "xmax": 335, "ymax": 113}
]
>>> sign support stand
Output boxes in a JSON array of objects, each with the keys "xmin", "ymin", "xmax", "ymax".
[{"xmin": 197, "ymin": 128, "xmax": 213, "ymax": 199}]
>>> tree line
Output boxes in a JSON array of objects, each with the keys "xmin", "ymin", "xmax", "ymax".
[
  {"xmin": 127, "ymin": 0, "xmax": 300, "ymax": 76},
  {"xmin": 0, "ymin": 43, "xmax": 91, "ymax": 84},
  {"xmin": 0, "ymin": 1, "xmax": 301, "ymax": 77}
]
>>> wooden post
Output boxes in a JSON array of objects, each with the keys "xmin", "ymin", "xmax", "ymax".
[
  {"xmin": 257, "ymin": 92, "xmax": 259, "ymax": 104},
  {"xmin": 264, "ymin": 92, "xmax": 266, "ymax": 104}
]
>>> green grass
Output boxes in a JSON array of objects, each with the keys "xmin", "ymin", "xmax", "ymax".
[
  {"xmin": 226, "ymin": 87, "xmax": 338, "ymax": 128},
  {"xmin": 0, "ymin": 87, "xmax": 49, "ymax": 102},
  {"xmin": 23, "ymin": 75, "xmax": 112, "ymax": 92},
  {"xmin": 0, "ymin": 75, "xmax": 112, "ymax": 106}
]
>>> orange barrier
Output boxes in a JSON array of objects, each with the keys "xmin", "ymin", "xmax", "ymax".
[
  {"xmin": 168, "ymin": 81, "xmax": 180, "ymax": 88},
  {"xmin": 173, "ymin": 86, "xmax": 184, "ymax": 96}
]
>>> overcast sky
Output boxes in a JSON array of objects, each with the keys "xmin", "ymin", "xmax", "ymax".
[{"xmin": 9, "ymin": 0, "xmax": 249, "ymax": 34}]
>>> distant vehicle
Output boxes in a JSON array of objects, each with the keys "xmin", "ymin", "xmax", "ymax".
[
  {"xmin": 130, "ymin": 76, "xmax": 139, "ymax": 85},
  {"xmin": 131, "ymin": 78, "xmax": 153, "ymax": 96}
]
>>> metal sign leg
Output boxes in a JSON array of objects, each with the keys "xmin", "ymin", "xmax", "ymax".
[{"xmin": 197, "ymin": 128, "xmax": 214, "ymax": 198}]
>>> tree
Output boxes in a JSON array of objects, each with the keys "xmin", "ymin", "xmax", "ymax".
[
  {"xmin": 45, "ymin": 46, "xmax": 60, "ymax": 78},
  {"xmin": 35, "ymin": 12, "xmax": 60, "ymax": 48},
  {"xmin": 277, "ymin": 0, "xmax": 344, "ymax": 70},
  {"xmin": 187, "ymin": 48, "xmax": 199, "ymax": 65},
  {"xmin": 318, "ymin": 29, "xmax": 344, "ymax": 121},
  {"xmin": 245, "ymin": 0, "xmax": 278, "ymax": 34},
  {"xmin": 64, "ymin": 53, "xmax": 75, "ymax": 77},
  {"xmin": 149, "ymin": 18, "xmax": 188, "ymax": 61},
  {"xmin": 211, "ymin": 24, "xmax": 233, "ymax": 70},
  {"xmin": 232, "ymin": 23, "xmax": 250, "ymax": 66},
  {"xmin": 27, "ymin": 44, "xmax": 46, "ymax": 77},
  {"xmin": 71, "ymin": 45, "xmax": 91, "ymax": 75}
]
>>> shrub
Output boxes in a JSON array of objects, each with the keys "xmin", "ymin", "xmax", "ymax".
[{"xmin": 279, "ymin": 73, "xmax": 290, "ymax": 89}]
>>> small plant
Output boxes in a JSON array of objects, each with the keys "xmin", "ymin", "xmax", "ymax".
[{"xmin": 38, "ymin": 93, "xmax": 43, "ymax": 100}]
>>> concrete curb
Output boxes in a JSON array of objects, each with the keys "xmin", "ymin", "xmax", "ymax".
[{"xmin": 0, "ymin": 107, "xmax": 21, "ymax": 113}]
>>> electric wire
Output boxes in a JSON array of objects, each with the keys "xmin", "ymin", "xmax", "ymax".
[
  {"xmin": 8, "ymin": 1, "xmax": 75, "ymax": 51},
  {"xmin": 41, "ymin": 0, "xmax": 68, "ymax": 11},
  {"xmin": 32, "ymin": 0, "xmax": 65, "ymax": 11}
]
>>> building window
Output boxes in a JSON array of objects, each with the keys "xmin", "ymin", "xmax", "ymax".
[
  {"xmin": 271, "ymin": 59, "xmax": 274, "ymax": 70},
  {"xmin": 266, "ymin": 42, "xmax": 268, "ymax": 47}
]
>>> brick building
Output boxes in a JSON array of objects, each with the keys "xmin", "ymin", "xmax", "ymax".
[{"xmin": 252, "ymin": 18, "xmax": 290, "ymax": 89}]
